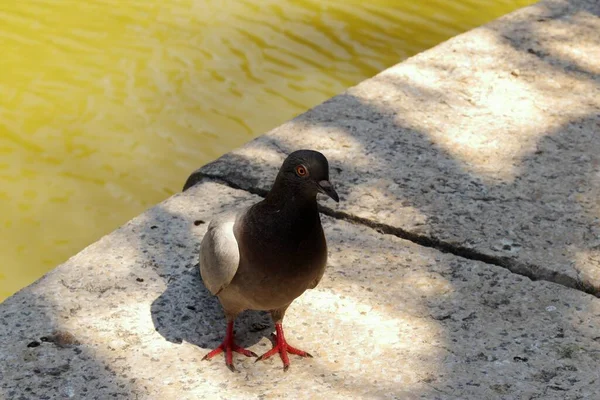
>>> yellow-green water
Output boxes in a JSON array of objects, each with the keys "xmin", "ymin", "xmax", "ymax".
[{"xmin": 0, "ymin": 0, "xmax": 534, "ymax": 301}]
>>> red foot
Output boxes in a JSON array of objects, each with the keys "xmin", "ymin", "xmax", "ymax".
[
  {"xmin": 202, "ymin": 321, "xmax": 257, "ymax": 372},
  {"xmin": 256, "ymin": 323, "xmax": 313, "ymax": 371}
]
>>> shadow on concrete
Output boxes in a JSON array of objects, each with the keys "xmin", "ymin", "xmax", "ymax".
[
  {"xmin": 146, "ymin": 221, "xmax": 273, "ymax": 351},
  {"xmin": 0, "ymin": 278, "xmax": 140, "ymax": 398}
]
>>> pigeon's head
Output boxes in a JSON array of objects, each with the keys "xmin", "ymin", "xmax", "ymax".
[{"xmin": 277, "ymin": 149, "xmax": 339, "ymax": 203}]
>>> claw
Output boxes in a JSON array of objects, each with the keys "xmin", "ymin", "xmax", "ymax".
[
  {"xmin": 203, "ymin": 321, "xmax": 256, "ymax": 371},
  {"xmin": 256, "ymin": 323, "xmax": 312, "ymax": 371}
]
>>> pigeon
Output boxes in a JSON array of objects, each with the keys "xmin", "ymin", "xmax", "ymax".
[{"xmin": 199, "ymin": 149, "xmax": 339, "ymax": 372}]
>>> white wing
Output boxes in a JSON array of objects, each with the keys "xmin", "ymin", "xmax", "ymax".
[{"xmin": 199, "ymin": 211, "xmax": 242, "ymax": 296}]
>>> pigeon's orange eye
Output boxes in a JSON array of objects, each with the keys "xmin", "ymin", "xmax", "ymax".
[{"xmin": 295, "ymin": 165, "xmax": 308, "ymax": 177}]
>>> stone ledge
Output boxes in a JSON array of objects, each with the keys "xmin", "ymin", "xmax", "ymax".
[
  {"xmin": 191, "ymin": 0, "xmax": 600, "ymax": 294},
  {"xmin": 2, "ymin": 180, "xmax": 600, "ymax": 399}
]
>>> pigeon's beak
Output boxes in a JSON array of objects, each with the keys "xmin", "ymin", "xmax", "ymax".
[{"xmin": 317, "ymin": 180, "xmax": 339, "ymax": 203}]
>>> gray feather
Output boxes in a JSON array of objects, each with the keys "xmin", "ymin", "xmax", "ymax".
[{"xmin": 199, "ymin": 210, "xmax": 243, "ymax": 296}]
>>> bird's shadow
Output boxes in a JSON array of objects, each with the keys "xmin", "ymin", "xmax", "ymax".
[{"xmin": 150, "ymin": 263, "xmax": 273, "ymax": 351}]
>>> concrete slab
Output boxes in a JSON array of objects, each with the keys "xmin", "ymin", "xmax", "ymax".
[
  {"xmin": 191, "ymin": 0, "xmax": 600, "ymax": 294},
  {"xmin": 2, "ymin": 181, "xmax": 600, "ymax": 399}
]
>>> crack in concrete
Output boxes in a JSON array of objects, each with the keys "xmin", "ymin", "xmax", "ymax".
[{"xmin": 188, "ymin": 173, "xmax": 599, "ymax": 298}]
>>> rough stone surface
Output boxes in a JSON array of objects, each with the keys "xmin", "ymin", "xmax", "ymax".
[
  {"xmin": 2, "ymin": 181, "xmax": 600, "ymax": 399},
  {"xmin": 193, "ymin": 0, "xmax": 600, "ymax": 294}
]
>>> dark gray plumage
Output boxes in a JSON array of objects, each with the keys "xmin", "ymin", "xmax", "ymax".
[{"xmin": 199, "ymin": 149, "xmax": 339, "ymax": 371}]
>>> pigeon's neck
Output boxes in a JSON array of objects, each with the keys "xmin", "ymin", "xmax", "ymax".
[{"xmin": 265, "ymin": 178, "xmax": 318, "ymax": 213}]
